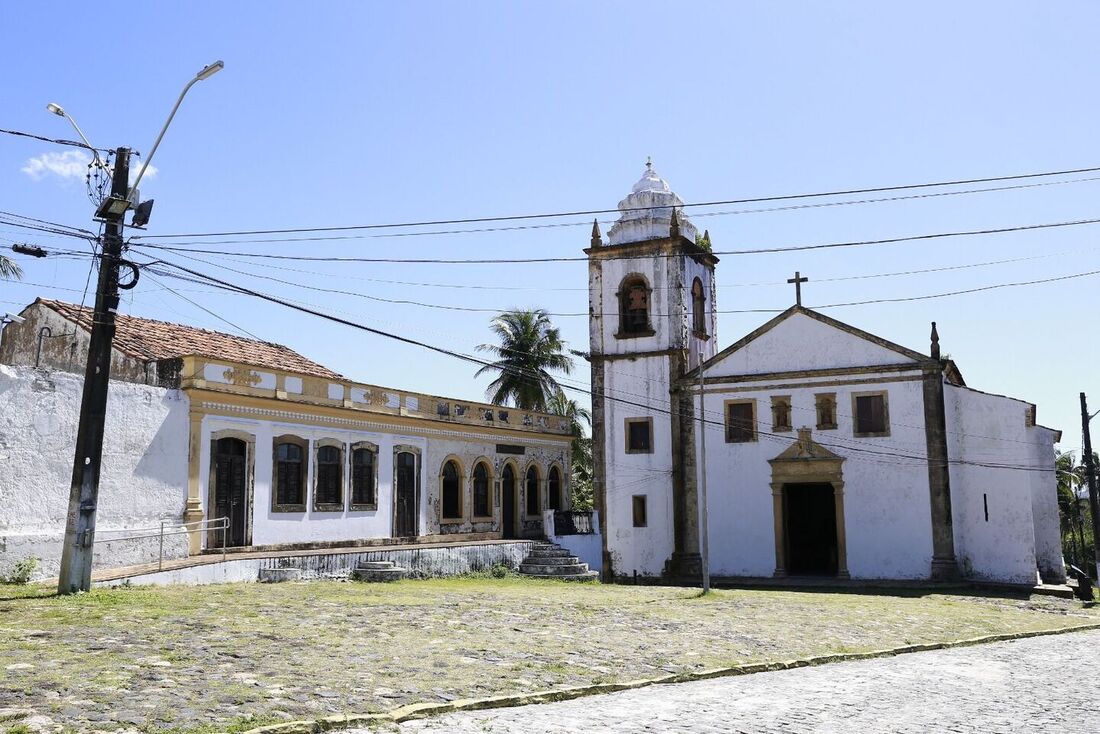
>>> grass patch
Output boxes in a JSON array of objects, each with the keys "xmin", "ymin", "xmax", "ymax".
[{"xmin": 0, "ymin": 578, "xmax": 1095, "ymax": 733}]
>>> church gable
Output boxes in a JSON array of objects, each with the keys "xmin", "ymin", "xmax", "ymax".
[{"xmin": 697, "ymin": 306, "xmax": 927, "ymax": 378}]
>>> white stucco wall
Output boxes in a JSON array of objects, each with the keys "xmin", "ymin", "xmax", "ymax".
[
  {"xmin": 199, "ymin": 414, "xmax": 569, "ymax": 548},
  {"xmin": 945, "ymin": 385, "xmax": 1059, "ymax": 585},
  {"xmin": 711, "ymin": 313, "xmax": 918, "ymax": 375},
  {"xmin": 697, "ymin": 372, "xmax": 936, "ymax": 579},
  {"xmin": 601, "ymin": 356, "xmax": 676, "ymax": 577},
  {"xmin": 0, "ymin": 366, "xmax": 190, "ymax": 579}
]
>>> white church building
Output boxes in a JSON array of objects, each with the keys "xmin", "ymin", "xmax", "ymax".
[{"xmin": 588, "ymin": 164, "xmax": 1064, "ymax": 586}]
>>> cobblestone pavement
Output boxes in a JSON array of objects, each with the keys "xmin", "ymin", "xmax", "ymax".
[{"xmin": 383, "ymin": 630, "xmax": 1099, "ymax": 734}]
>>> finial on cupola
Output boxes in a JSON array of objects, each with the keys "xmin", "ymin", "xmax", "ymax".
[
  {"xmin": 930, "ymin": 321, "xmax": 941, "ymax": 360},
  {"xmin": 590, "ymin": 219, "xmax": 603, "ymax": 248},
  {"xmin": 669, "ymin": 207, "xmax": 681, "ymax": 240}
]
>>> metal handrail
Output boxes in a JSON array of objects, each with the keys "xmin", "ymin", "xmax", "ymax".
[{"xmin": 94, "ymin": 517, "xmax": 229, "ymax": 570}]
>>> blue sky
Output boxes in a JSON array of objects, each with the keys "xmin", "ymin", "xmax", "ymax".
[{"xmin": 2, "ymin": 2, "xmax": 1097, "ymax": 451}]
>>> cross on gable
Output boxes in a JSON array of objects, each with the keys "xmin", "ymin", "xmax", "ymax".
[{"xmin": 787, "ymin": 271, "xmax": 809, "ymax": 306}]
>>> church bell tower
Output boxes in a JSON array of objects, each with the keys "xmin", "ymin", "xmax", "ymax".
[{"xmin": 586, "ymin": 161, "xmax": 719, "ymax": 579}]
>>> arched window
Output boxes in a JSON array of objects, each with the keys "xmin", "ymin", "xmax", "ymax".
[
  {"xmin": 472, "ymin": 462, "xmax": 491, "ymax": 518},
  {"xmin": 351, "ymin": 443, "xmax": 377, "ymax": 509},
  {"xmin": 692, "ymin": 277, "xmax": 706, "ymax": 336},
  {"xmin": 525, "ymin": 466, "xmax": 540, "ymax": 516},
  {"xmin": 618, "ymin": 276, "xmax": 651, "ymax": 336},
  {"xmin": 315, "ymin": 443, "xmax": 344, "ymax": 510},
  {"xmin": 548, "ymin": 466, "xmax": 562, "ymax": 511},
  {"xmin": 273, "ymin": 436, "xmax": 307, "ymax": 511},
  {"xmin": 441, "ymin": 460, "xmax": 462, "ymax": 520}
]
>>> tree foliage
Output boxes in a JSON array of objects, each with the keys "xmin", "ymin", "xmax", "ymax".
[
  {"xmin": 0, "ymin": 255, "xmax": 22, "ymax": 280},
  {"xmin": 475, "ymin": 309, "xmax": 574, "ymax": 411},
  {"xmin": 546, "ymin": 389, "xmax": 594, "ymax": 511},
  {"xmin": 1057, "ymin": 449, "xmax": 1096, "ymax": 576}
]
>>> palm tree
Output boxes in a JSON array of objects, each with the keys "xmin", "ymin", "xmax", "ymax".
[
  {"xmin": 475, "ymin": 309, "xmax": 574, "ymax": 411},
  {"xmin": 0, "ymin": 255, "xmax": 22, "ymax": 280},
  {"xmin": 546, "ymin": 389, "xmax": 594, "ymax": 510},
  {"xmin": 1057, "ymin": 450, "xmax": 1096, "ymax": 574}
]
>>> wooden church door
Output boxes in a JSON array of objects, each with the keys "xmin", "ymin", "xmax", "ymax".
[{"xmin": 394, "ymin": 451, "xmax": 419, "ymax": 538}]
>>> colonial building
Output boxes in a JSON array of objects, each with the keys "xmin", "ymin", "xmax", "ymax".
[
  {"xmin": 588, "ymin": 164, "xmax": 1064, "ymax": 586},
  {"xmin": 0, "ymin": 299, "xmax": 573, "ymax": 577}
]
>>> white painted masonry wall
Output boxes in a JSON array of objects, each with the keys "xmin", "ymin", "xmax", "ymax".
[
  {"xmin": 945, "ymin": 385, "xmax": 1060, "ymax": 585},
  {"xmin": 0, "ymin": 366, "xmax": 189, "ymax": 579},
  {"xmin": 698, "ymin": 371, "xmax": 936, "ymax": 579},
  {"xmin": 199, "ymin": 414, "xmax": 569, "ymax": 547},
  {"xmin": 601, "ymin": 357, "xmax": 676, "ymax": 576}
]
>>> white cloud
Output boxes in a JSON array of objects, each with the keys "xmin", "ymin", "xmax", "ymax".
[
  {"xmin": 20, "ymin": 151, "xmax": 158, "ymax": 185},
  {"xmin": 21, "ymin": 150, "xmax": 91, "ymax": 180}
]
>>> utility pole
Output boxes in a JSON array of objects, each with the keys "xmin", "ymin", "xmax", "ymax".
[
  {"xmin": 697, "ymin": 372, "xmax": 710, "ymax": 593},
  {"xmin": 1080, "ymin": 392, "xmax": 1100, "ymax": 581},
  {"xmin": 57, "ymin": 148, "xmax": 130, "ymax": 594}
]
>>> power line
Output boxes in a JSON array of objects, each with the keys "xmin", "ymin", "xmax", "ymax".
[
  {"xmin": 132, "ymin": 163, "xmax": 1100, "ymax": 240},
  {"xmin": 133, "ymin": 257, "xmax": 1056, "ymax": 474},
  {"xmin": 130, "ymin": 216, "xmax": 1100, "ymax": 265},
  {"xmin": 139, "ymin": 246, "xmax": 1100, "ymax": 318},
  {"xmin": 128, "ymin": 174, "xmax": 1100, "ymax": 248},
  {"xmin": 0, "ymin": 127, "xmax": 111, "ymax": 153}
]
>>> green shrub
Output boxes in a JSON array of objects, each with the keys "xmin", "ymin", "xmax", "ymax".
[{"xmin": 4, "ymin": 557, "xmax": 39, "ymax": 584}]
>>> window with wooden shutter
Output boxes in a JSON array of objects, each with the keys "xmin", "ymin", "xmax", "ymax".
[
  {"xmin": 441, "ymin": 460, "xmax": 462, "ymax": 520},
  {"xmin": 525, "ymin": 466, "xmax": 540, "ymax": 516},
  {"xmin": 548, "ymin": 466, "xmax": 562, "ymax": 511},
  {"xmin": 472, "ymin": 462, "xmax": 491, "ymax": 518},
  {"xmin": 314, "ymin": 443, "xmax": 344, "ymax": 511},
  {"xmin": 351, "ymin": 445, "xmax": 377, "ymax": 509},
  {"xmin": 853, "ymin": 392, "xmax": 889, "ymax": 437},
  {"xmin": 624, "ymin": 417, "xmax": 653, "ymax": 454},
  {"xmin": 725, "ymin": 401, "xmax": 756, "ymax": 443},
  {"xmin": 273, "ymin": 437, "xmax": 307, "ymax": 512}
]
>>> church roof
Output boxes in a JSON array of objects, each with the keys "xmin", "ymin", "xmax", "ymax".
[
  {"xmin": 35, "ymin": 298, "xmax": 343, "ymax": 379},
  {"xmin": 689, "ymin": 304, "xmax": 965, "ymax": 384},
  {"xmin": 606, "ymin": 160, "xmax": 699, "ymax": 246}
]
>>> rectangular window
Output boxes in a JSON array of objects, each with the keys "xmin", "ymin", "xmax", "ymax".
[
  {"xmin": 853, "ymin": 392, "xmax": 889, "ymax": 437},
  {"xmin": 815, "ymin": 393, "xmax": 838, "ymax": 430},
  {"xmin": 632, "ymin": 495, "xmax": 647, "ymax": 528},
  {"xmin": 771, "ymin": 396, "xmax": 792, "ymax": 432},
  {"xmin": 725, "ymin": 400, "xmax": 756, "ymax": 443},
  {"xmin": 624, "ymin": 417, "xmax": 654, "ymax": 454},
  {"xmin": 351, "ymin": 444, "xmax": 377, "ymax": 510},
  {"xmin": 314, "ymin": 443, "xmax": 344, "ymax": 511},
  {"xmin": 273, "ymin": 436, "xmax": 308, "ymax": 512}
]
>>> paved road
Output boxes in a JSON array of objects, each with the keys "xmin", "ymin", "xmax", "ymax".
[{"xmin": 372, "ymin": 629, "xmax": 1098, "ymax": 733}]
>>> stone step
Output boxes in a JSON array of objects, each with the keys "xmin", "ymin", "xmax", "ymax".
[
  {"xmin": 525, "ymin": 548, "xmax": 574, "ymax": 558},
  {"xmin": 519, "ymin": 562, "xmax": 591, "ymax": 576},
  {"xmin": 351, "ymin": 567, "xmax": 407, "ymax": 582},
  {"xmin": 522, "ymin": 570, "xmax": 599, "ymax": 582},
  {"xmin": 355, "ymin": 561, "xmax": 396, "ymax": 570},
  {"xmin": 521, "ymin": 555, "xmax": 580, "ymax": 566}
]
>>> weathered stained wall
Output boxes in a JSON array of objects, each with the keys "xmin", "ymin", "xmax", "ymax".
[
  {"xmin": 0, "ymin": 365, "xmax": 190, "ymax": 579},
  {"xmin": 0, "ymin": 301, "xmax": 152, "ymax": 383}
]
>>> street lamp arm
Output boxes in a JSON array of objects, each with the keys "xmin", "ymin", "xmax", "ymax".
[{"xmin": 127, "ymin": 60, "xmax": 223, "ymax": 200}]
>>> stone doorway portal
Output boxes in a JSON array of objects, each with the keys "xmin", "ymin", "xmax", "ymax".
[
  {"xmin": 769, "ymin": 428, "xmax": 849, "ymax": 578},
  {"xmin": 784, "ymin": 483, "xmax": 839, "ymax": 575}
]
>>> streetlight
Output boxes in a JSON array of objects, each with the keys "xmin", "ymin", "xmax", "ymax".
[
  {"xmin": 51, "ymin": 60, "xmax": 225, "ymax": 595},
  {"xmin": 128, "ymin": 59, "xmax": 224, "ymax": 199},
  {"xmin": 45, "ymin": 102, "xmax": 106, "ymax": 172}
]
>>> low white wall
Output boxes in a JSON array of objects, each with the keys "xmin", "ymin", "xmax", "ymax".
[
  {"xmin": 546, "ymin": 510, "xmax": 603, "ymax": 573},
  {"xmin": 99, "ymin": 541, "xmax": 535, "ymax": 587},
  {"xmin": 0, "ymin": 366, "xmax": 190, "ymax": 580}
]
